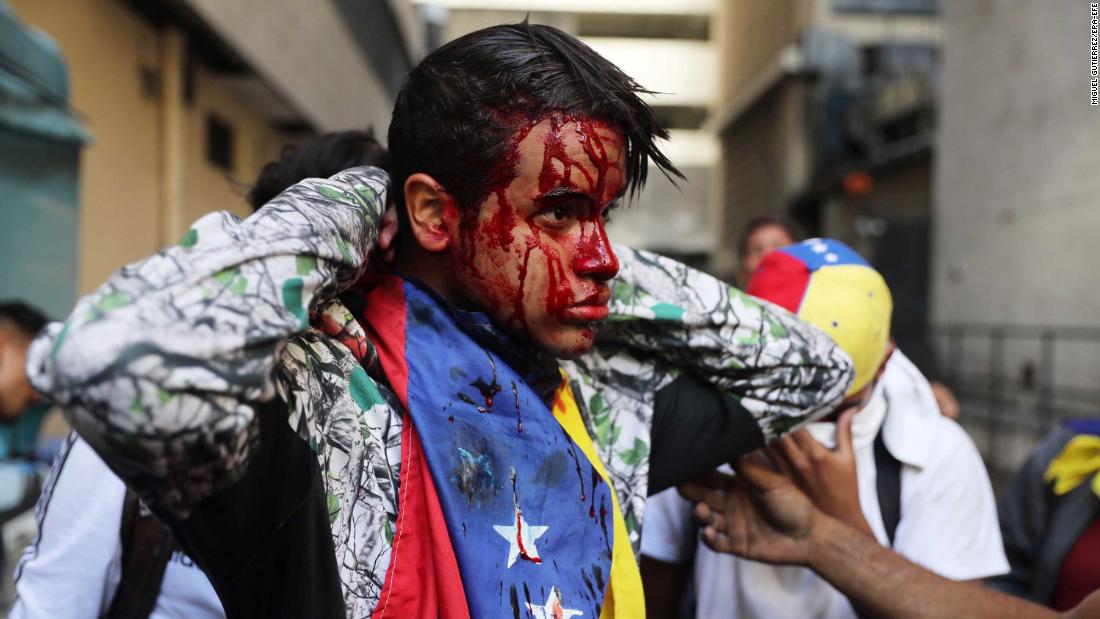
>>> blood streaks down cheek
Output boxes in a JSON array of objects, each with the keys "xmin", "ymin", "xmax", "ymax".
[
  {"xmin": 454, "ymin": 112, "xmax": 623, "ymax": 332},
  {"xmin": 517, "ymin": 114, "xmax": 622, "ymax": 325}
]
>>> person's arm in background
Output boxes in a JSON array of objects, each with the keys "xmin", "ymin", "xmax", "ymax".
[
  {"xmin": 9, "ymin": 434, "xmax": 126, "ymax": 618},
  {"xmin": 681, "ymin": 456, "xmax": 1099, "ymax": 619},
  {"xmin": 25, "ymin": 167, "xmax": 389, "ymax": 520},
  {"xmin": 591, "ymin": 246, "xmax": 853, "ymax": 494}
]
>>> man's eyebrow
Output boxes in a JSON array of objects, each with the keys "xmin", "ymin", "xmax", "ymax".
[
  {"xmin": 537, "ymin": 186, "xmax": 626, "ymax": 205},
  {"xmin": 536, "ymin": 186, "xmax": 593, "ymax": 201}
]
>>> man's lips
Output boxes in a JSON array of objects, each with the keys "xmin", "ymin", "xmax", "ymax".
[
  {"xmin": 559, "ymin": 289, "xmax": 611, "ymax": 323},
  {"xmin": 559, "ymin": 304, "xmax": 610, "ymax": 322}
]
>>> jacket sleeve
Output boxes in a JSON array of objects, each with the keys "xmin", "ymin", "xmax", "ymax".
[
  {"xmin": 598, "ymin": 246, "xmax": 853, "ymax": 442},
  {"xmin": 24, "ymin": 167, "xmax": 389, "ymax": 518}
]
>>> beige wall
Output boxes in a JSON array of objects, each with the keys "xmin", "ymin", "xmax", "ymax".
[
  {"xmin": 10, "ymin": 0, "xmax": 289, "ymax": 295},
  {"xmin": 182, "ymin": 65, "xmax": 287, "ymax": 225}
]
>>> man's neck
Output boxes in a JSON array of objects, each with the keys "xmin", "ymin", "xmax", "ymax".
[{"xmin": 392, "ymin": 246, "xmax": 466, "ymax": 309}]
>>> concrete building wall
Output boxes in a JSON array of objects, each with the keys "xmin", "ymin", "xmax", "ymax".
[
  {"xmin": 931, "ymin": 0, "xmax": 1100, "ymax": 441},
  {"xmin": 183, "ymin": 0, "xmax": 394, "ymax": 132},
  {"xmin": 932, "ymin": 0, "xmax": 1100, "ymax": 329},
  {"xmin": 606, "ymin": 130, "xmax": 720, "ymax": 256}
]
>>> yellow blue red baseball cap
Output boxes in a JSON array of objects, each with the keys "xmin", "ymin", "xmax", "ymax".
[{"xmin": 747, "ymin": 238, "xmax": 893, "ymax": 397}]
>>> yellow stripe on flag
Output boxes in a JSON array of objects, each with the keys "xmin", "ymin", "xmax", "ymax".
[{"xmin": 552, "ymin": 371, "xmax": 645, "ymax": 619}]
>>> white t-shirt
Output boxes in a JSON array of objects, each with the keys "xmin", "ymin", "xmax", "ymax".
[
  {"xmin": 641, "ymin": 351, "xmax": 1009, "ymax": 619},
  {"xmin": 9, "ymin": 436, "xmax": 224, "ymax": 619}
]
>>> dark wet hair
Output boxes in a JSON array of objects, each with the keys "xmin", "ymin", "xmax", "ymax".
[
  {"xmin": 387, "ymin": 22, "xmax": 682, "ymax": 216},
  {"xmin": 0, "ymin": 301, "xmax": 48, "ymax": 339},
  {"xmin": 248, "ymin": 128, "xmax": 390, "ymax": 211},
  {"xmin": 737, "ymin": 216, "xmax": 804, "ymax": 259}
]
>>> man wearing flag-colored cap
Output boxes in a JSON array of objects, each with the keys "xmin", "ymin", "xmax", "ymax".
[
  {"xmin": 746, "ymin": 238, "xmax": 891, "ymax": 405},
  {"xmin": 642, "ymin": 238, "xmax": 1008, "ymax": 619}
]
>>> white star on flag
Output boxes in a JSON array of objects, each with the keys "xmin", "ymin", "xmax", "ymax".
[
  {"xmin": 825, "ymin": 252, "xmax": 838, "ymax": 263},
  {"xmin": 493, "ymin": 510, "xmax": 549, "ymax": 568},
  {"xmin": 527, "ymin": 587, "xmax": 583, "ymax": 619},
  {"xmin": 812, "ymin": 242, "xmax": 828, "ymax": 253}
]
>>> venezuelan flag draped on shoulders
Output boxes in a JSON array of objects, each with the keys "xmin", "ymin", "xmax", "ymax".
[{"xmin": 359, "ymin": 275, "xmax": 642, "ymax": 619}]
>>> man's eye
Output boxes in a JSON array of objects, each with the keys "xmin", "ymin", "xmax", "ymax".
[{"xmin": 537, "ymin": 202, "xmax": 577, "ymax": 227}]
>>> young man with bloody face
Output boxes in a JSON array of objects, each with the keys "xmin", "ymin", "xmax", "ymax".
[{"xmin": 26, "ymin": 24, "xmax": 852, "ymax": 619}]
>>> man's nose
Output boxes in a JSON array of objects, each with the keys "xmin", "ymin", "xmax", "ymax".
[{"xmin": 575, "ymin": 221, "xmax": 619, "ymax": 281}]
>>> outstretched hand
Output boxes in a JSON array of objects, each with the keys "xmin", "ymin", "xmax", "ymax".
[
  {"xmin": 679, "ymin": 456, "xmax": 822, "ymax": 566},
  {"xmin": 767, "ymin": 408, "xmax": 874, "ymax": 537}
]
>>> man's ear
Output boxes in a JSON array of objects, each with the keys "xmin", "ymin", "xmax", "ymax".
[{"xmin": 403, "ymin": 173, "xmax": 453, "ymax": 253}]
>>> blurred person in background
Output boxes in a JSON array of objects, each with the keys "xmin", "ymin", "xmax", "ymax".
[
  {"xmin": 734, "ymin": 216, "xmax": 802, "ymax": 289},
  {"xmin": 0, "ymin": 302, "xmax": 49, "ymax": 463},
  {"xmin": 988, "ymin": 419, "xmax": 1100, "ymax": 611},
  {"xmin": 23, "ymin": 23, "xmax": 852, "ymax": 619},
  {"xmin": 641, "ymin": 239, "xmax": 1006, "ymax": 618}
]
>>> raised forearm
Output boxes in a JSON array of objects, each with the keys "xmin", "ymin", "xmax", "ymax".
[{"xmin": 808, "ymin": 516, "xmax": 1055, "ymax": 619}]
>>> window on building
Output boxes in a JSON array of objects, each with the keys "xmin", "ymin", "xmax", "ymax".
[{"xmin": 205, "ymin": 114, "xmax": 234, "ymax": 171}]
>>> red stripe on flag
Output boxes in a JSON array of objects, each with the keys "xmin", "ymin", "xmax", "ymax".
[{"xmin": 365, "ymin": 276, "xmax": 470, "ymax": 619}]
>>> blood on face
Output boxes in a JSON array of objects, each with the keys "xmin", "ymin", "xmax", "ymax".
[{"xmin": 444, "ymin": 112, "xmax": 626, "ymax": 358}]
